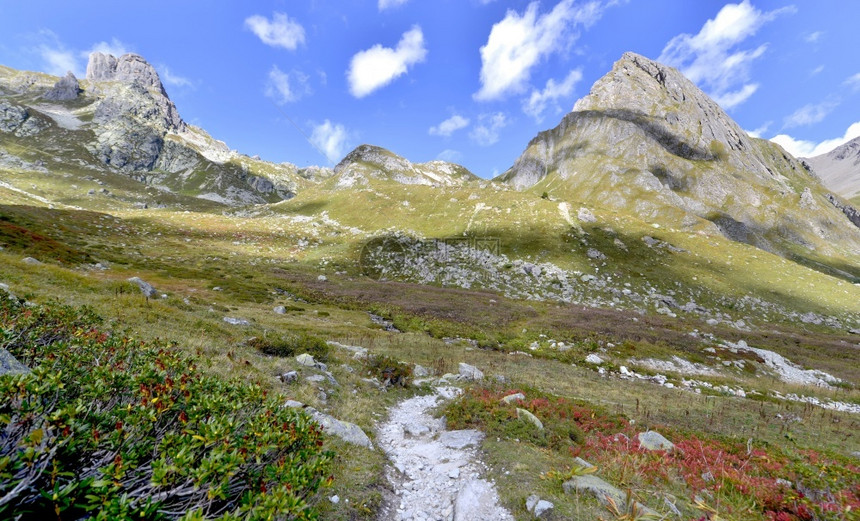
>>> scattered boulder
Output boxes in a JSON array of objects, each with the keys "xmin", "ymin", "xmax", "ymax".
[
  {"xmin": 0, "ymin": 348, "xmax": 30, "ymax": 376},
  {"xmin": 577, "ymin": 207, "xmax": 597, "ymax": 223},
  {"xmin": 413, "ymin": 364, "xmax": 430, "ymax": 377},
  {"xmin": 585, "ymin": 353, "xmax": 604, "ymax": 364},
  {"xmin": 223, "ymin": 317, "xmax": 250, "ymax": 326},
  {"xmin": 501, "ymin": 392, "xmax": 525, "ymax": 404},
  {"xmin": 586, "ymin": 248, "xmax": 607, "ymax": 260},
  {"xmin": 563, "ymin": 474, "xmax": 625, "ymax": 506},
  {"xmin": 458, "ymin": 362, "xmax": 484, "ymax": 381},
  {"xmin": 306, "ymin": 407, "xmax": 373, "ymax": 448},
  {"xmin": 517, "ymin": 408, "xmax": 544, "ymax": 430},
  {"xmin": 279, "ymin": 370, "xmax": 298, "ymax": 384},
  {"xmin": 526, "ymin": 494, "xmax": 554, "ymax": 518},
  {"xmin": 127, "ymin": 277, "xmax": 157, "ymax": 297},
  {"xmin": 283, "ymin": 399, "xmax": 303, "ymax": 408},
  {"xmin": 637, "ymin": 430, "xmax": 674, "ymax": 451},
  {"xmin": 273, "ymin": 305, "xmax": 287, "ymax": 314},
  {"xmin": 43, "ymin": 71, "xmax": 82, "ymax": 101},
  {"xmin": 296, "ymin": 353, "xmax": 316, "ymax": 367},
  {"xmin": 22, "ymin": 257, "xmax": 42, "ymax": 265}
]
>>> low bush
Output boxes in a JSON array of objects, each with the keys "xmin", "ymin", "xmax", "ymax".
[
  {"xmin": 0, "ymin": 292, "xmax": 333, "ymax": 520},
  {"xmin": 249, "ymin": 332, "xmax": 330, "ymax": 362},
  {"xmin": 362, "ymin": 355, "xmax": 412, "ymax": 387}
]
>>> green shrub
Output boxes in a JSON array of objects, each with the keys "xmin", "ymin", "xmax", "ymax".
[
  {"xmin": 362, "ymin": 355, "xmax": 412, "ymax": 387},
  {"xmin": 249, "ymin": 332, "xmax": 330, "ymax": 362},
  {"xmin": 0, "ymin": 292, "xmax": 333, "ymax": 520}
]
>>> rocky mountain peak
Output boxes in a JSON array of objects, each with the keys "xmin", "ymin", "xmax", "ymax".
[
  {"xmin": 805, "ymin": 136, "xmax": 860, "ymax": 199},
  {"xmin": 43, "ymin": 71, "xmax": 81, "ymax": 101},
  {"xmin": 86, "ymin": 52, "xmax": 165, "ymax": 94},
  {"xmin": 333, "ymin": 144, "xmax": 477, "ymax": 189},
  {"xmin": 335, "ymin": 144, "xmax": 414, "ymax": 176}
]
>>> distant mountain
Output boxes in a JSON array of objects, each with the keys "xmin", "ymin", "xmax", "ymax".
[
  {"xmin": 331, "ymin": 144, "xmax": 480, "ymax": 189},
  {"xmin": 0, "ymin": 53, "xmax": 324, "ymax": 206},
  {"xmin": 496, "ymin": 52, "xmax": 860, "ymax": 259},
  {"xmin": 804, "ymin": 136, "xmax": 860, "ymax": 200}
]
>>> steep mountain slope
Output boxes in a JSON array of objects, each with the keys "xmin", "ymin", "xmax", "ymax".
[
  {"xmin": 497, "ymin": 52, "xmax": 860, "ymax": 263},
  {"xmin": 805, "ymin": 136, "xmax": 860, "ymax": 199},
  {"xmin": 0, "ymin": 53, "xmax": 316, "ymax": 206}
]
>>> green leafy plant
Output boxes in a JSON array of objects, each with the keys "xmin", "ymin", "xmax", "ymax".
[
  {"xmin": 362, "ymin": 355, "xmax": 412, "ymax": 387},
  {"xmin": 0, "ymin": 292, "xmax": 334, "ymax": 520},
  {"xmin": 248, "ymin": 332, "xmax": 330, "ymax": 362}
]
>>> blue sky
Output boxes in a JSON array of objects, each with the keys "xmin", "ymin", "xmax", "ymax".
[{"xmin": 2, "ymin": 1, "xmax": 860, "ymax": 177}]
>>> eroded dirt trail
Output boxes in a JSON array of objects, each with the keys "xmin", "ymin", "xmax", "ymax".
[{"xmin": 376, "ymin": 388, "xmax": 513, "ymax": 521}]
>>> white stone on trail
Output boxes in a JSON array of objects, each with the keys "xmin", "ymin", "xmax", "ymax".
[{"xmin": 377, "ymin": 388, "xmax": 513, "ymax": 521}]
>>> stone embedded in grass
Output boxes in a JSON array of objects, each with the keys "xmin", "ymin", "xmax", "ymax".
[
  {"xmin": 585, "ymin": 353, "xmax": 604, "ymax": 364},
  {"xmin": 501, "ymin": 392, "xmax": 525, "ymax": 404},
  {"xmin": 307, "ymin": 407, "xmax": 373, "ymax": 448},
  {"xmin": 637, "ymin": 430, "xmax": 674, "ymax": 451},
  {"xmin": 516, "ymin": 408, "xmax": 544, "ymax": 430},
  {"xmin": 413, "ymin": 364, "xmax": 430, "ymax": 377},
  {"xmin": 223, "ymin": 316, "xmax": 250, "ymax": 326},
  {"xmin": 563, "ymin": 474, "xmax": 625, "ymax": 506},
  {"xmin": 283, "ymin": 399, "xmax": 303, "ymax": 408},
  {"xmin": 439, "ymin": 429, "xmax": 483, "ymax": 449},
  {"xmin": 0, "ymin": 348, "xmax": 30, "ymax": 376},
  {"xmin": 458, "ymin": 362, "xmax": 484, "ymax": 380},
  {"xmin": 526, "ymin": 494, "xmax": 554, "ymax": 518},
  {"xmin": 273, "ymin": 305, "xmax": 287, "ymax": 314},
  {"xmin": 127, "ymin": 276, "xmax": 157, "ymax": 297},
  {"xmin": 22, "ymin": 257, "xmax": 42, "ymax": 265},
  {"xmin": 296, "ymin": 353, "xmax": 316, "ymax": 366},
  {"xmin": 280, "ymin": 370, "xmax": 299, "ymax": 384}
]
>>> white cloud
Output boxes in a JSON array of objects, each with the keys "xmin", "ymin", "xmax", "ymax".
[
  {"xmin": 379, "ymin": 0, "xmax": 409, "ymax": 10},
  {"xmin": 770, "ymin": 121, "xmax": 860, "ymax": 158},
  {"xmin": 523, "ymin": 69, "xmax": 582, "ymax": 121},
  {"xmin": 310, "ymin": 120, "xmax": 351, "ymax": 163},
  {"xmin": 745, "ymin": 121, "xmax": 771, "ymax": 138},
  {"xmin": 658, "ymin": 1, "xmax": 793, "ymax": 109},
  {"xmin": 437, "ymin": 149, "xmax": 463, "ymax": 163},
  {"xmin": 159, "ymin": 66, "xmax": 193, "ymax": 88},
  {"xmin": 845, "ymin": 73, "xmax": 860, "ymax": 91},
  {"xmin": 347, "ymin": 25, "xmax": 427, "ymax": 98},
  {"xmin": 474, "ymin": 0, "xmax": 604, "ymax": 101},
  {"xmin": 429, "ymin": 114, "xmax": 470, "ymax": 137},
  {"xmin": 84, "ymin": 38, "xmax": 130, "ymax": 58},
  {"xmin": 804, "ymin": 31, "xmax": 823, "ymax": 43},
  {"xmin": 810, "ymin": 65, "xmax": 825, "ymax": 76},
  {"xmin": 469, "ymin": 112, "xmax": 509, "ymax": 146},
  {"xmin": 244, "ymin": 12, "xmax": 306, "ymax": 50},
  {"xmin": 265, "ymin": 65, "xmax": 310, "ymax": 104},
  {"xmin": 40, "ymin": 46, "xmax": 79, "ymax": 76},
  {"xmin": 783, "ymin": 101, "xmax": 838, "ymax": 129}
]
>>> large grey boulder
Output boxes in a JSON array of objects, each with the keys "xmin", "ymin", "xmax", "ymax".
[
  {"xmin": 638, "ymin": 430, "xmax": 674, "ymax": 451},
  {"xmin": 516, "ymin": 408, "xmax": 544, "ymax": 430},
  {"xmin": 43, "ymin": 72, "xmax": 81, "ymax": 101},
  {"xmin": 0, "ymin": 349, "xmax": 29, "ymax": 376},
  {"xmin": 458, "ymin": 362, "xmax": 484, "ymax": 381},
  {"xmin": 306, "ymin": 408, "xmax": 373, "ymax": 448}
]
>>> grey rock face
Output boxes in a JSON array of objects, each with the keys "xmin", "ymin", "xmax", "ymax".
[
  {"xmin": 223, "ymin": 317, "xmax": 251, "ymax": 326},
  {"xmin": 805, "ymin": 136, "xmax": 860, "ymax": 199},
  {"xmin": 43, "ymin": 72, "xmax": 81, "ymax": 101},
  {"xmin": 87, "ymin": 52, "xmax": 165, "ymax": 92},
  {"xmin": 0, "ymin": 100, "xmax": 45, "ymax": 137},
  {"xmin": 0, "ymin": 348, "xmax": 30, "ymax": 376},
  {"xmin": 826, "ymin": 193, "xmax": 860, "ymax": 229},
  {"xmin": 333, "ymin": 144, "xmax": 478, "ymax": 188},
  {"xmin": 86, "ymin": 52, "xmax": 119, "ymax": 81}
]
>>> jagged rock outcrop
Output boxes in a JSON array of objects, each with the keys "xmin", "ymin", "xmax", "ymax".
[
  {"xmin": 826, "ymin": 194, "xmax": 860, "ymax": 229},
  {"xmin": 87, "ymin": 53, "xmax": 163, "ymax": 91},
  {"xmin": 497, "ymin": 52, "xmax": 860, "ymax": 258},
  {"xmin": 43, "ymin": 72, "xmax": 81, "ymax": 101},
  {"xmin": 333, "ymin": 144, "xmax": 478, "ymax": 188},
  {"xmin": 0, "ymin": 100, "xmax": 45, "ymax": 137},
  {"xmin": 805, "ymin": 137, "xmax": 860, "ymax": 199}
]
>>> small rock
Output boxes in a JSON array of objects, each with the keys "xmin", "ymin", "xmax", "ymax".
[
  {"xmin": 317, "ymin": 274, "xmax": 327, "ymax": 282},
  {"xmin": 439, "ymin": 429, "xmax": 483, "ymax": 449},
  {"xmin": 637, "ymin": 430, "xmax": 674, "ymax": 451},
  {"xmin": 404, "ymin": 422, "xmax": 430, "ymax": 437},
  {"xmin": 329, "ymin": 495, "xmax": 340, "ymax": 504},
  {"xmin": 283, "ymin": 399, "xmax": 303, "ymax": 408},
  {"xmin": 534, "ymin": 499, "xmax": 553, "ymax": 518},
  {"xmin": 273, "ymin": 305, "xmax": 287, "ymax": 314},
  {"xmin": 280, "ymin": 370, "xmax": 299, "ymax": 384},
  {"xmin": 223, "ymin": 317, "xmax": 250, "ymax": 326},
  {"xmin": 307, "ymin": 408, "xmax": 373, "ymax": 448},
  {"xmin": 296, "ymin": 353, "xmax": 316, "ymax": 366},
  {"xmin": 585, "ymin": 353, "xmax": 604, "ymax": 364},
  {"xmin": 517, "ymin": 408, "xmax": 544, "ymax": 430},
  {"xmin": 22, "ymin": 257, "xmax": 42, "ymax": 265},
  {"xmin": 526, "ymin": 494, "xmax": 540, "ymax": 512},
  {"xmin": 448, "ymin": 468, "xmax": 461, "ymax": 479},
  {"xmin": 127, "ymin": 277, "xmax": 157, "ymax": 297},
  {"xmin": 458, "ymin": 362, "xmax": 484, "ymax": 381},
  {"xmin": 0, "ymin": 348, "xmax": 30, "ymax": 376},
  {"xmin": 414, "ymin": 364, "xmax": 430, "ymax": 377},
  {"xmin": 586, "ymin": 248, "xmax": 606, "ymax": 260},
  {"xmin": 306, "ymin": 374, "xmax": 326, "ymax": 384},
  {"xmin": 501, "ymin": 392, "xmax": 525, "ymax": 404}
]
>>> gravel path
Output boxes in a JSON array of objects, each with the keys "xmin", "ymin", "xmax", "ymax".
[{"xmin": 377, "ymin": 388, "xmax": 513, "ymax": 521}]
